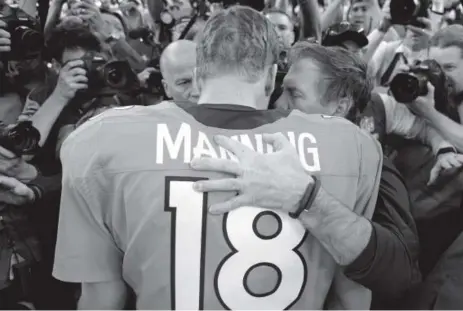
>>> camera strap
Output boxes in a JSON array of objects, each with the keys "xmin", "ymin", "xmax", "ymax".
[{"xmin": 380, "ymin": 52, "xmax": 407, "ymax": 86}]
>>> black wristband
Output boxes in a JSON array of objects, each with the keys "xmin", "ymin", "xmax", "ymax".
[
  {"xmin": 28, "ymin": 184, "xmax": 43, "ymax": 203},
  {"xmin": 436, "ymin": 147, "xmax": 457, "ymax": 157},
  {"xmin": 289, "ymin": 176, "xmax": 321, "ymax": 219}
]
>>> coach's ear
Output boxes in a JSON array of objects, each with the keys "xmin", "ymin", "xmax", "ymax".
[
  {"xmin": 265, "ymin": 64, "xmax": 278, "ymax": 97},
  {"xmin": 333, "ymin": 97, "xmax": 353, "ymax": 117}
]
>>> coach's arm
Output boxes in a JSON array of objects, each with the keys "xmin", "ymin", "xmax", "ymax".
[
  {"xmin": 190, "ymin": 133, "xmax": 420, "ymax": 303},
  {"xmin": 344, "ymin": 157, "xmax": 421, "ymax": 305}
]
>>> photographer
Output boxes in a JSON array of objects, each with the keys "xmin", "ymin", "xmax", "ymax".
[
  {"xmin": 369, "ymin": 0, "xmax": 433, "ymax": 86},
  {"xmin": 385, "ymin": 25, "xmax": 463, "ymax": 286},
  {"xmin": 409, "ymin": 25, "xmax": 463, "ymax": 151},
  {"xmin": 0, "ymin": 6, "xmax": 44, "ymax": 125},
  {"xmin": 45, "ymin": 0, "xmax": 147, "ymax": 72}
]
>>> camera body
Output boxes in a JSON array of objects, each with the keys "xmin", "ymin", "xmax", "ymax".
[
  {"xmin": 0, "ymin": 3, "xmax": 43, "ymax": 60},
  {"xmin": 389, "ymin": 59, "xmax": 446, "ymax": 103},
  {"xmin": 390, "ymin": 0, "xmax": 429, "ymax": 26},
  {"xmin": 0, "ymin": 121, "xmax": 40, "ymax": 156},
  {"xmin": 81, "ymin": 56, "xmax": 141, "ymax": 97}
]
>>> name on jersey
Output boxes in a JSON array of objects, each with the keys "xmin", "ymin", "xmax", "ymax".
[{"xmin": 156, "ymin": 122, "xmax": 321, "ymax": 172}]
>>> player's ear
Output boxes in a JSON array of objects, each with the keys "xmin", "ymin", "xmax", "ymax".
[
  {"xmin": 162, "ymin": 79, "xmax": 172, "ymax": 98},
  {"xmin": 333, "ymin": 97, "xmax": 353, "ymax": 117},
  {"xmin": 265, "ymin": 64, "xmax": 278, "ymax": 97},
  {"xmin": 193, "ymin": 67, "xmax": 202, "ymax": 94}
]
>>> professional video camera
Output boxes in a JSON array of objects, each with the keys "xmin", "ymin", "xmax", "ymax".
[
  {"xmin": 0, "ymin": 121, "xmax": 40, "ymax": 156},
  {"xmin": 389, "ymin": 59, "xmax": 448, "ymax": 103},
  {"xmin": 81, "ymin": 56, "xmax": 141, "ymax": 97},
  {"xmin": 389, "ymin": 0, "xmax": 430, "ymax": 26},
  {"xmin": 0, "ymin": 3, "xmax": 43, "ymax": 60}
]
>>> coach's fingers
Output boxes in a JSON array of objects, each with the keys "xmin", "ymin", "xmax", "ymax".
[
  {"xmin": 209, "ymin": 195, "xmax": 250, "ymax": 215},
  {"xmin": 190, "ymin": 157, "xmax": 243, "ymax": 175},
  {"xmin": 214, "ymin": 135, "xmax": 254, "ymax": 160},
  {"xmin": 193, "ymin": 178, "xmax": 242, "ymax": 193},
  {"xmin": 262, "ymin": 132, "xmax": 292, "ymax": 151}
]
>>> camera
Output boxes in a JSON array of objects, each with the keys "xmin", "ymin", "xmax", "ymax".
[
  {"xmin": 390, "ymin": 0, "xmax": 429, "ymax": 26},
  {"xmin": 146, "ymin": 69, "xmax": 166, "ymax": 96},
  {"xmin": 0, "ymin": 121, "xmax": 40, "ymax": 156},
  {"xmin": 389, "ymin": 59, "xmax": 446, "ymax": 103},
  {"xmin": 82, "ymin": 56, "xmax": 141, "ymax": 97},
  {"xmin": 0, "ymin": 3, "xmax": 43, "ymax": 60}
]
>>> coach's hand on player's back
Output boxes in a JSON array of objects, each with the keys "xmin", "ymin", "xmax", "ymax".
[
  {"xmin": 52, "ymin": 60, "xmax": 88, "ymax": 102},
  {"xmin": 190, "ymin": 133, "xmax": 313, "ymax": 215}
]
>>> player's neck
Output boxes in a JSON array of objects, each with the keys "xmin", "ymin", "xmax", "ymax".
[{"xmin": 198, "ymin": 77, "xmax": 266, "ymax": 110}]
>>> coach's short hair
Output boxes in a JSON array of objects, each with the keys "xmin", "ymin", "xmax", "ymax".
[
  {"xmin": 289, "ymin": 42, "xmax": 373, "ymax": 115},
  {"xmin": 196, "ymin": 5, "xmax": 280, "ymax": 83},
  {"xmin": 430, "ymin": 24, "xmax": 463, "ymax": 57}
]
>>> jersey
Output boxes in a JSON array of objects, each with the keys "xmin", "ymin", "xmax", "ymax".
[{"xmin": 53, "ymin": 102, "xmax": 383, "ymax": 310}]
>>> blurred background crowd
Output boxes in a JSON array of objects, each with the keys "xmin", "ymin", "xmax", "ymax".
[{"xmin": 1, "ymin": 0, "xmax": 463, "ymax": 309}]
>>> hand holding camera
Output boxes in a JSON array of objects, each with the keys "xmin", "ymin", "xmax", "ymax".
[
  {"xmin": 408, "ymin": 81, "xmax": 436, "ymax": 114},
  {"xmin": 138, "ymin": 67, "xmax": 157, "ymax": 88},
  {"xmin": 0, "ymin": 20, "xmax": 10, "ymax": 53},
  {"xmin": 53, "ymin": 60, "xmax": 88, "ymax": 102},
  {"xmin": 0, "ymin": 175, "xmax": 35, "ymax": 206},
  {"xmin": 0, "ymin": 3, "xmax": 43, "ymax": 60}
]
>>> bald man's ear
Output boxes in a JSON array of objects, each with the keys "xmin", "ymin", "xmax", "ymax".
[{"xmin": 162, "ymin": 79, "xmax": 172, "ymax": 98}]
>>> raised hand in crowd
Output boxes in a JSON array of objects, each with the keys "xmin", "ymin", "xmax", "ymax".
[
  {"xmin": 0, "ymin": 20, "xmax": 10, "ymax": 53},
  {"xmin": 70, "ymin": 0, "xmax": 111, "ymax": 39},
  {"xmin": 52, "ymin": 59, "xmax": 88, "ymax": 102},
  {"xmin": 406, "ymin": 16, "xmax": 434, "ymax": 38}
]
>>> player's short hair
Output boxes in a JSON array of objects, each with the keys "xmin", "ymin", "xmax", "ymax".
[
  {"xmin": 430, "ymin": 24, "xmax": 463, "ymax": 57},
  {"xmin": 196, "ymin": 5, "xmax": 280, "ymax": 83},
  {"xmin": 289, "ymin": 42, "xmax": 373, "ymax": 116}
]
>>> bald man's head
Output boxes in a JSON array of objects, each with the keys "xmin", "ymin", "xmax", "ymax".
[{"xmin": 160, "ymin": 40, "xmax": 199, "ymax": 103}]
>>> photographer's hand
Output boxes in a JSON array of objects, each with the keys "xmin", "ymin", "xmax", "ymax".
[
  {"xmin": 0, "ymin": 175, "xmax": 35, "ymax": 206},
  {"xmin": 0, "ymin": 20, "xmax": 11, "ymax": 53},
  {"xmin": 137, "ymin": 67, "xmax": 156, "ymax": 88},
  {"xmin": 409, "ymin": 82, "xmax": 436, "ymax": 118},
  {"xmin": 429, "ymin": 152, "xmax": 463, "ymax": 185},
  {"xmin": 52, "ymin": 59, "xmax": 88, "ymax": 102},
  {"xmin": 406, "ymin": 17, "xmax": 433, "ymax": 38}
]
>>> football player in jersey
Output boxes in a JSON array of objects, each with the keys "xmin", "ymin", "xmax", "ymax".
[{"xmin": 53, "ymin": 5, "xmax": 382, "ymax": 310}]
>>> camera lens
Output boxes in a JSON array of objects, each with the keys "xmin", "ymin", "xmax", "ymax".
[
  {"xmin": 390, "ymin": 73, "xmax": 422, "ymax": 103},
  {"xmin": 105, "ymin": 66, "xmax": 127, "ymax": 89}
]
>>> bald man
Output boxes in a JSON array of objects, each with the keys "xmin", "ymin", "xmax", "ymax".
[{"xmin": 160, "ymin": 40, "xmax": 199, "ymax": 104}]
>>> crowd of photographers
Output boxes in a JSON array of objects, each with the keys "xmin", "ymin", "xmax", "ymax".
[{"xmin": 0, "ymin": 0, "xmax": 463, "ymax": 309}]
